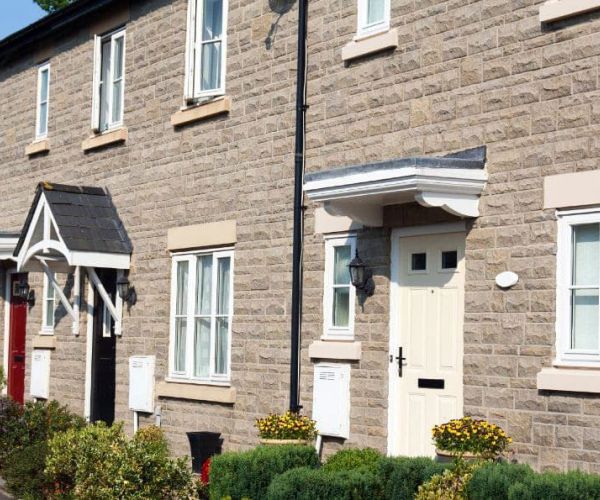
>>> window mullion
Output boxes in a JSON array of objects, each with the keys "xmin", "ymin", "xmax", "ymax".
[
  {"xmin": 186, "ymin": 256, "xmax": 196, "ymax": 379},
  {"xmin": 209, "ymin": 254, "xmax": 220, "ymax": 379}
]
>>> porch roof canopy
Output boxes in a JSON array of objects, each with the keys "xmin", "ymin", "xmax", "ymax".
[
  {"xmin": 0, "ymin": 232, "xmax": 19, "ymax": 262},
  {"xmin": 14, "ymin": 182, "xmax": 132, "ymax": 272},
  {"xmin": 303, "ymin": 146, "xmax": 488, "ymax": 226}
]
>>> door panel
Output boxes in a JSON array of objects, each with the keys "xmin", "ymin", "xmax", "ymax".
[
  {"xmin": 393, "ymin": 232, "xmax": 465, "ymax": 457},
  {"xmin": 90, "ymin": 270, "xmax": 117, "ymax": 425},
  {"xmin": 8, "ymin": 274, "xmax": 27, "ymax": 404}
]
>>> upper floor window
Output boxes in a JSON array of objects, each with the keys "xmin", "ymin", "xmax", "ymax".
[
  {"xmin": 36, "ymin": 62, "xmax": 50, "ymax": 139},
  {"xmin": 42, "ymin": 273, "xmax": 56, "ymax": 334},
  {"xmin": 92, "ymin": 28, "xmax": 126, "ymax": 132},
  {"xmin": 323, "ymin": 235, "xmax": 356, "ymax": 340},
  {"xmin": 170, "ymin": 249, "xmax": 234, "ymax": 383},
  {"xmin": 556, "ymin": 209, "xmax": 600, "ymax": 366},
  {"xmin": 185, "ymin": 0, "xmax": 228, "ymax": 101},
  {"xmin": 357, "ymin": 0, "xmax": 390, "ymax": 38}
]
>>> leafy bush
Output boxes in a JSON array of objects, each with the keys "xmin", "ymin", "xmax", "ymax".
[
  {"xmin": 416, "ymin": 460, "xmax": 482, "ymax": 500},
  {"xmin": 467, "ymin": 462, "xmax": 534, "ymax": 500},
  {"xmin": 266, "ymin": 467, "xmax": 381, "ymax": 500},
  {"xmin": 209, "ymin": 445, "xmax": 318, "ymax": 500},
  {"xmin": 255, "ymin": 411, "xmax": 317, "ymax": 440},
  {"xmin": 2, "ymin": 441, "xmax": 48, "ymax": 499},
  {"xmin": 322, "ymin": 448, "xmax": 383, "ymax": 473},
  {"xmin": 0, "ymin": 396, "xmax": 24, "ymax": 467},
  {"xmin": 378, "ymin": 456, "xmax": 448, "ymax": 500},
  {"xmin": 432, "ymin": 417, "xmax": 512, "ymax": 458},
  {"xmin": 46, "ymin": 423, "xmax": 194, "ymax": 499},
  {"xmin": 0, "ymin": 399, "xmax": 84, "ymax": 498}
]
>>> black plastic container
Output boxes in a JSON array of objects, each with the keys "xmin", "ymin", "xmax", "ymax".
[{"xmin": 187, "ymin": 431, "xmax": 223, "ymax": 474}]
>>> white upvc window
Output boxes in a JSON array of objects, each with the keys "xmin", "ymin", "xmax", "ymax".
[
  {"xmin": 41, "ymin": 273, "xmax": 56, "ymax": 334},
  {"xmin": 323, "ymin": 235, "xmax": 357, "ymax": 339},
  {"xmin": 356, "ymin": 0, "xmax": 390, "ymax": 39},
  {"xmin": 556, "ymin": 209, "xmax": 600, "ymax": 366},
  {"xmin": 169, "ymin": 249, "xmax": 234, "ymax": 383},
  {"xmin": 92, "ymin": 28, "xmax": 126, "ymax": 132},
  {"xmin": 35, "ymin": 62, "xmax": 50, "ymax": 139},
  {"xmin": 184, "ymin": 0, "xmax": 228, "ymax": 101}
]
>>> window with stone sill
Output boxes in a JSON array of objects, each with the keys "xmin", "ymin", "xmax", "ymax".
[
  {"xmin": 91, "ymin": 28, "xmax": 126, "ymax": 133},
  {"xmin": 323, "ymin": 235, "xmax": 357, "ymax": 340},
  {"xmin": 356, "ymin": 0, "xmax": 390, "ymax": 39},
  {"xmin": 169, "ymin": 249, "xmax": 234, "ymax": 383},
  {"xmin": 556, "ymin": 209, "xmax": 600, "ymax": 366},
  {"xmin": 35, "ymin": 62, "xmax": 50, "ymax": 140},
  {"xmin": 184, "ymin": 0, "xmax": 228, "ymax": 102},
  {"xmin": 41, "ymin": 273, "xmax": 56, "ymax": 335}
]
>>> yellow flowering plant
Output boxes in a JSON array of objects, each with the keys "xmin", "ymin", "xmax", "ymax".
[
  {"xmin": 432, "ymin": 416, "xmax": 512, "ymax": 458},
  {"xmin": 255, "ymin": 411, "xmax": 317, "ymax": 441}
]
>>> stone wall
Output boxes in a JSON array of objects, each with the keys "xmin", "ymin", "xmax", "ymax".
[{"xmin": 1, "ymin": 0, "xmax": 600, "ymax": 471}]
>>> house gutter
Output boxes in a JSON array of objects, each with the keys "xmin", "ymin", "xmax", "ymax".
[{"xmin": 289, "ymin": 0, "xmax": 309, "ymax": 413}]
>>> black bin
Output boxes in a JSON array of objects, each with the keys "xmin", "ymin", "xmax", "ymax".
[{"xmin": 187, "ymin": 432, "xmax": 223, "ymax": 474}]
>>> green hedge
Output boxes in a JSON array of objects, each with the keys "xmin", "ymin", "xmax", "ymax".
[
  {"xmin": 209, "ymin": 445, "xmax": 319, "ymax": 500},
  {"xmin": 263, "ymin": 455, "xmax": 446, "ymax": 500},
  {"xmin": 266, "ymin": 467, "xmax": 380, "ymax": 500},
  {"xmin": 467, "ymin": 462, "xmax": 600, "ymax": 500},
  {"xmin": 378, "ymin": 456, "xmax": 448, "ymax": 499},
  {"xmin": 322, "ymin": 448, "xmax": 383, "ymax": 473}
]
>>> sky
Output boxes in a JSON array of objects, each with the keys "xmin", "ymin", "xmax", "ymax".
[{"xmin": 0, "ymin": 2, "xmax": 47, "ymax": 41}]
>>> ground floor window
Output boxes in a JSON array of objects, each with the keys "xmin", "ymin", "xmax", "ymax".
[
  {"xmin": 169, "ymin": 249, "xmax": 233, "ymax": 383},
  {"xmin": 557, "ymin": 210, "xmax": 600, "ymax": 365}
]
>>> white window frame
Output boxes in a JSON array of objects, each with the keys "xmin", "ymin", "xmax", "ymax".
[
  {"xmin": 168, "ymin": 248, "xmax": 234, "ymax": 384},
  {"xmin": 35, "ymin": 62, "xmax": 50, "ymax": 140},
  {"xmin": 41, "ymin": 273, "xmax": 56, "ymax": 335},
  {"xmin": 556, "ymin": 208, "xmax": 600, "ymax": 367},
  {"xmin": 356, "ymin": 0, "xmax": 390, "ymax": 39},
  {"xmin": 91, "ymin": 28, "xmax": 126, "ymax": 132},
  {"xmin": 323, "ymin": 234, "xmax": 357, "ymax": 340},
  {"xmin": 184, "ymin": 0, "xmax": 228, "ymax": 102}
]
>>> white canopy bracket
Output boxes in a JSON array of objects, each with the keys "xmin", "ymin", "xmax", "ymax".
[
  {"xmin": 72, "ymin": 266, "xmax": 81, "ymax": 336},
  {"xmin": 86, "ymin": 267, "xmax": 121, "ymax": 335}
]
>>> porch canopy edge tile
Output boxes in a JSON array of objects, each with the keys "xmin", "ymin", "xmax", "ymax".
[
  {"xmin": 13, "ymin": 181, "xmax": 133, "ymax": 272},
  {"xmin": 303, "ymin": 146, "xmax": 488, "ymax": 226}
]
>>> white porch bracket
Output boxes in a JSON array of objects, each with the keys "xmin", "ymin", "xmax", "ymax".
[
  {"xmin": 303, "ymin": 147, "xmax": 488, "ymax": 226},
  {"xmin": 86, "ymin": 267, "xmax": 122, "ymax": 336}
]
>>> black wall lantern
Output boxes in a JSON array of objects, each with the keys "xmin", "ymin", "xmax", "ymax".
[
  {"xmin": 117, "ymin": 274, "xmax": 137, "ymax": 307},
  {"xmin": 13, "ymin": 276, "xmax": 35, "ymax": 306},
  {"xmin": 348, "ymin": 251, "xmax": 375, "ymax": 297}
]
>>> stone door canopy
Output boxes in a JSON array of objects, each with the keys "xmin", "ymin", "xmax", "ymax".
[{"xmin": 303, "ymin": 147, "xmax": 488, "ymax": 226}]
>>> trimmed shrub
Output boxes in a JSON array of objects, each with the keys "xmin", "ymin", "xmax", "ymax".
[
  {"xmin": 46, "ymin": 423, "xmax": 194, "ymax": 499},
  {"xmin": 378, "ymin": 456, "xmax": 448, "ymax": 500},
  {"xmin": 322, "ymin": 448, "xmax": 383, "ymax": 473},
  {"xmin": 266, "ymin": 467, "xmax": 381, "ymax": 500},
  {"xmin": 507, "ymin": 470, "xmax": 600, "ymax": 500},
  {"xmin": 0, "ymin": 396, "xmax": 24, "ymax": 467},
  {"xmin": 2, "ymin": 441, "xmax": 48, "ymax": 499},
  {"xmin": 467, "ymin": 462, "xmax": 534, "ymax": 500},
  {"xmin": 209, "ymin": 445, "xmax": 319, "ymax": 500},
  {"xmin": 0, "ymin": 399, "xmax": 85, "ymax": 498}
]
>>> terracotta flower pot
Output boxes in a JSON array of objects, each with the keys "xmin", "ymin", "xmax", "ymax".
[
  {"xmin": 259, "ymin": 438, "xmax": 313, "ymax": 446},
  {"xmin": 435, "ymin": 448, "xmax": 493, "ymax": 463}
]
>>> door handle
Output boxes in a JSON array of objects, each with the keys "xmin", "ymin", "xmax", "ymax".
[
  {"xmin": 13, "ymin": 354, "xmax": 25, "ymax": 362},
  {"xmin": 390, "ymin": 347, "xmax": 407, "ymax": 377}
]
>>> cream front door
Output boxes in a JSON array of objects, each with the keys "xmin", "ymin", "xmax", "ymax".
[{"xmin": 390, "ymin": 231, "xmax": 465, "ymax": 457}]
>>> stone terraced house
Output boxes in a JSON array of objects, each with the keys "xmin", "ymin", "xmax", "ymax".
[{"xmin": 2, "ymin": 0, "xmax": 600, "ymax": 473}]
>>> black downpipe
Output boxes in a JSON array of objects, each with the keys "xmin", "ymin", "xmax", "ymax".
[{"xmin": 290, "ymin": 0, "xmax": 309, "ymax": 413}]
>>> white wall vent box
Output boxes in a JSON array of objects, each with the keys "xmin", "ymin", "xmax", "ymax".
[
  {"xmin": 312, "ymin": 363, "xmax": 351, "ymax": 439},
  {"xmin": 30, "ymin": 349, "xmax": 51, "ymax": 399},
  {"xmin": 129, "ymin": 356, "xmax": 155, "ymax": 413}
]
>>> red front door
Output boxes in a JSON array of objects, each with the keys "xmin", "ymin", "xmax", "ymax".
[{"xmin": 7, "ymin": 274, "xmax": 27, "ymax": 404}]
